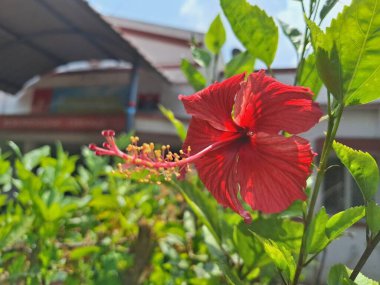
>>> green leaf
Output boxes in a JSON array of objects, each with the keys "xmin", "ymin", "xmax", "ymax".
[
  {"xmin": 366, "ymin": 201, "xmax": 380, "ymax": 234},
  {"xmin": 328, "ymin": 264, "xmax": 356, "ymax": 285},
  {"xmin": 180, "ymin": 59, "xmax": 206, "ymax": 91},
  {"xmin": 326, "ymin": 206, "xmax": 365, "ymax": 240},
  {"xmin": 158, "ymin": 105, "xmax": 187, "ymax": 142},
  {"xmin": 298, "ymin": 53, "xmax": 323, "ymax": 98},
  {"xmin": 307, "ymin": 207, "xmax": 330, "ymax": 254},
  {"xmin": 224, "ymin": 51, "xmax": 255, "ymax": 78},
  {"xmin": 278, "ymin": 20, "xmax": 302, "ymax": 54},
  {"xmin": 70, "ymin": 246, "xmax": 101, "ymax": 260},
  {"xmin": 205, "ymin": 15, "xmax": 226, "ymax": 54},
  {"xmin": 328, "ymin": 264, "xmax": 379, "ymax": 285},
  {"xmin": 191, "ymin": 46, "xmax": 212, "ymax": 67},
  {"xmin": 221, "ymin": 0, "xmax": 278, "ymax": 66},
  {"xmin": 307, "ymin": 19, "xmax": 343, "ymax": 101},
  {"xmin": 23, "ymin": 145, "xmax": 51, "ymax": 170},
  {"xmin": 202, "ymin": 226, "xmax": 244, "ymax": 285},
  {"xmin": 253, "ymin": 233, "xmax": 296, "ymax": 281},
  {"xmin": 246, "ymin": 216, "xmax": 303, "ymax": 252},
  {"xmin": 333, "ymin": 141, "xmax": 380, "ymax": 201},
  {"xmin": 308, "ymin": 0, "xmax": 380, "ymax": 105},
  {"xmin": 320, "ymin": 0, "xmax": 340, "ymax": 21}
]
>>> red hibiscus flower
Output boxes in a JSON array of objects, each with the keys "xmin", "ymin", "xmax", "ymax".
[
  {"xmin": 90, "ymin": 70, "xmax": 322, "ymax": 223},
  {"xmin": 178, "ymin": 70, "xmax": 322, "ymax": 223}
]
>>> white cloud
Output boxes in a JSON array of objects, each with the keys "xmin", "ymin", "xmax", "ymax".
[{"xmin": 179, "ymin": 0, "xmax": 219, "ymax": 31}]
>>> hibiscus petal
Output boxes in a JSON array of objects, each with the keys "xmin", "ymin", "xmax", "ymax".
[
  {"xmin": 182, "ymin": 117, "xmax": 239, "ymax": 154},
  {"xmin": 238, "ymin": 133, "xmax": 314, "ymax": 213},
  {"xmin": 179, "ymin": 73, "xmax": 245, "ymax": 132},
  {"xmin": 234, "ymin": 70, "xmax": 322, "ymax": 134},
  {"xmin": 193, "ymin": 140, "xmax": 252, "ymax": 223}
]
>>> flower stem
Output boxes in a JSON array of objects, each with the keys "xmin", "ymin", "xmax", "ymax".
[
  {"xmin": 292, "ymin": 104, "xmax": 344, "ymax": 285},
  {"xmin": 350, "ymin": 232, "xmax": 380, "ymax": 281}
]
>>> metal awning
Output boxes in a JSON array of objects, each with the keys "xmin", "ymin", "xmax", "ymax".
[{"xmin": 0, "ymin": 0, "xmax": 166, "ymax": 94}]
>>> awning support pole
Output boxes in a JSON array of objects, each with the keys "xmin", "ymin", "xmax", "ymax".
[{"xmin": 125, "ymin": 56, "xmax": 140, "ymax": 132}]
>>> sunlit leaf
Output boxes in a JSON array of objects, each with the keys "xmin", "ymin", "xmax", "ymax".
[
  {"xmin": 308, "ymin": 0, "xmax": 380, "ymax": 105},
  {"xmin": 333, "ymin": 141, "xmax": 380, "ymax": 201},
  {"xmin": 23, "ymin": 145, "xmax": 50, "ymax": 170},
  {"xmin": 224, "ymin": 51, "xmax": 255, "ymax": 78},
  {"xmin": 221, "ymin": 0, "xmax": 278, "ymax": 66},
  {"xmin": 326, "ymin": 206, "xmax": 365, "ymax": 240},
  {"xmin": 366, "ymin": 201, "xmax": 380, "ymax": 234},
  {"xmin": 253, "ymin": 233, "xmax": 296, "ymax": 282},
  {"xmin": 181, "ymin": 59, "xmax": 206, "ymax": 91},
  {"xmin": 70, "ymin": 246, "xmax": 101, "ymax": 260},
  {"xmin": 159, "ymin": 105, "xmax": 187, "ymax": 142},
  {"xmin": 307, "ymin": 207, "xmax": 330, "ymax": 254},
  {"xmin": 205, "ymin": 15, "xmax": 226, "ymax": 54}
]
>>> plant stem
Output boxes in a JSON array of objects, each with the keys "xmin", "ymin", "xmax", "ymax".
[
  {"xmin": 350, "ymin": 232, "xmax": 380, "ymax": 281},
  {"xmin": 292, "ymin": 104, "xmax": 344, "ymax": 285}
]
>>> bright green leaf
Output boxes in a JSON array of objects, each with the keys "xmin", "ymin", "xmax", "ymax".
[
  {"xmin": 254, "ymin": 234, "xmax": 296, "ymax": 281},
  {"xmin": 23, "ymin": 145, "xmax": 50, "ymax": 170},
  {"xmin": 326, "ymin": 206, "xmax": 365, "ymax": 240},
  {"xmin": 307, "ymin": 207, "xmax": 330, "ymax": 254},
  {"xmin": 278, "ymin": 20, "xmax": 302, "ymax": 54},
  {"xmin": 333, "ymin": 141, "xmax": 380, "ymax": 201},
  {"xmin": 180, "ymin": 59, "xmax": 206, "ymax": 91},
  {"xmin": 205, "ymin": 15, "xmax": 226, "ymax": 54},
  {"xmin": 221, "ymin": 0, "xmax": 278, "ymax": 66},
  {"xmin": 158, "ymin": 105, "xmax": 187, "ymax": 142},
  {"xmin": 70, "ymin": 246, "xmax": 101, "ymax": 260},
  {"xmin": 320, "ymin": 0, "xmax": 340, "ymax": 21},
  {"xmin": 224, "ymin": 51, "xmax": 255, "ymax": 78},
  {"xmin": 366, "ymin": 201, "xmax": 380, "ymax": 234},
  {"xmin": 298, "ymin": 53, "xmax": 323, "ymax": 98},
  {"xmin": 191, "ymin": 46, "xmax": 212, "ymax": 67},
  {"xmin": 308, "ymin": 0, "xmax": 380, "ymax": 105}
]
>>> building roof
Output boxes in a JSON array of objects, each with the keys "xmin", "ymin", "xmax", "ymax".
[
  {"xmin": 0, "ymin": 0, "xmax": 166, "ymax": 94},
  {"xmin": 106, "ymin": 16, "xmax": 204, "ymax": 84}
]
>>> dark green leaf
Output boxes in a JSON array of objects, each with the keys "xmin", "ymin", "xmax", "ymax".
[
  {"xmin": 191, "ymin": 46, "xmax": 212, "ymax": 67},
  {"xmin": 298, "ymin": 53, "xmax": 323, "ymax": 98},
  {"xmin": 224, "ymin": 51, "xmax": 255, "ymax": 78},
  {"xmin": 333, "ymin": 141, "xmax": 380, "ymax": 201},
  {"xmin": 366, "ymin": 201, "xmax": 380, "ymax": 234},
  {"xmin": 320, "ymin": 0, "xmax": 340, "ymax": 21},
  {"xmin": 246, "ymin": 216, "xmax": 303, "ymax": 252},
  {"xmin": 158, "ymin": 105, "xmax": 187, "ymax": 142},
  {"xmin": 205, "ymin": 15, "xmax": 226, "ymax": 54},
  {"xmin": 221, "ymin": 0, "xmax": 278, "ymax": 66},
  {"xmin": 180, "ymin": 59, "xmax": 206, "ymax": 91},
  {"xmin": 328, "ymin": 264, "xmax": 356, "ymax": 285},
  {"xmin": 202, "ymin": 226, "xmax": 244, "ymax": 285},
  {"xmin": 278, "ymin": 20, "xmax": 302, "ymax": 54},
  {"xmin": 326, "ymin": 206, "xmax": 365, "ymax": 240},
  {"xmin": 307, "ymin": 207, "xmax": 330, "ymax": 254}
]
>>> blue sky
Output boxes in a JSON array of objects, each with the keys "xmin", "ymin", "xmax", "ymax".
[{"xmin": 87, "ymin": 0, "xmax": 350, "ymax": 68}]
